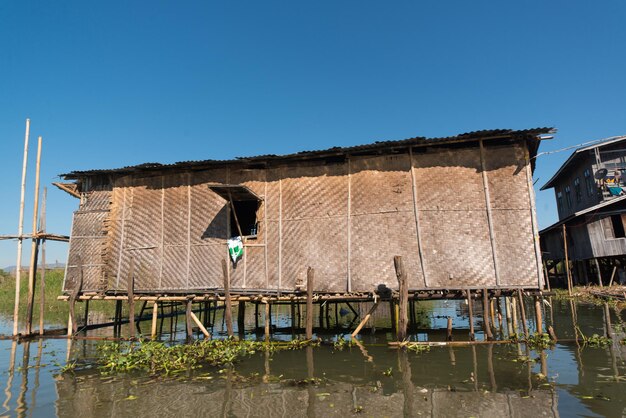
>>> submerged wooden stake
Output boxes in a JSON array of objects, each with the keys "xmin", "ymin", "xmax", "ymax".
[
  {"xmin": 466, "ymin": 289, "xmax": 475, "ymax": 341},
  {"xmin": 482, "ymin": 289, "xmax": 493, "ymax": 341},
  {"xmin": 394, "ymin": 256, "xmax": 408, "ymax": 341},
  {"xmin": 447, "ymin": 317, "xmax": 453, "ymax": 341},
  {"xmin": 306, "ymin": 267, "xmax": 314, "ymax": 339},
  {"xmin": 222, "ymin": 259, "xmax": 234, "ymax": 337}
]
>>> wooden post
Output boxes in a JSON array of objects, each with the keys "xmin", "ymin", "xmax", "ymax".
[
  {"xmin": 237, "ymin": 300, "xmax": 246, "ymax": 335},
  {"xmin": 563, "ymin": 225, "xmax": 573, "ymax": 295},
  {"xmin": 83, "ymin": 299, "xmax": 90, "ymax": 329},
  {"xmin": 318, "ymin": 301, "xmax": 325, "ymax": 330},
  {"xmin": 26, "ymin": 136, "xmax": 43, "ymax": 335},
  {"xmin": 306, "ymin": 267, "xmax": 314, "ymax": 340},
  {"xmin": 290, "ymin": 300, "xmax": 296, "ymax": 334},
  {"xmin": 447, "ymin": 317, "xmax": 453, "ymax": 341},
  {"xmin": 185, "ymin": 300, "xmax": 193, "ymax": 340},
  {"xmin": 466, "ymin": 289, "xmax": 475, "ymax": 341},
  {"xmin": 608, "ymin": 266, "xmax": 617, "ymax": 287},
  {"xmin": 254, "ymin": 302, "xmax": 259, "ymax": 331},
  {"xmin": 351, "ymin": 300, "xmax": 380, "ymax": 338},
  {"xmin": 151, "ymin": 302, "xmax": 158, "ymax": 339},
  {"xmin": 114, "ymin": 300, "xmax": 122, "ymax": 337},
  {"xmin": 543, "ymin": 260, "xmax": 551, "ymax": 291},
  {"xmin": 190, "ymin": 310, "xmax": 211, "ymax": 339},
  {"xmin": 394, "ymin": 256, "xmax": 409, "ymax": 341},
  {"xmin": 603, "ymin": 303, "xmax": 613, "ymax": 339},
  {"xmin": 517, "ymin": 289, "xmax": 529, "ymax": 339},
  {"xmin": 534, "ymin": 296, "xmax": 543, "ymax": 335},
  {"xmin": 511, "ymin": 296, "xmax": 519, "ymax": 335},
  {"xmin": 127, "ymin": 259, "xmax": 135, "ymax": 339},
  {"xmin": 264, "ymin": 301, "xmax": 271, "ymax": 342},
  {"xmin": 13, "ymin": 118, "xmax": 30, "ymax": 337},
  {"xmin": 482, "ymin": 289, "xmax": 493, "ymax": 341},
  {"xmin": 594, "ymin": 258, "xmax": 603, "ymax": 288},
  {"xmin": 38, "ymin": 187, "xmax": 47, "ymax": 335},
  {"xmin": 222, "ymin": 259, "xmax": 234, "ymax": 337},
  {"xmin": 68, "ymin": 263, "xmax": 83, "ymax": 337}
]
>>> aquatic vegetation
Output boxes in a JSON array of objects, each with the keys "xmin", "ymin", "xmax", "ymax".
[
  {"xmin": 526, "ymin": 333, "xmax": 554, "ymax": 349},
  {"xmin": 405, "ymin": 343, "xmax": 430, "ymax": 354},
  {"xmin": 332, "ymin": 336, "xmax": 354, "ymax": 350},
  {"xmin": 580, "ymin": 333, "xmax": 612, "ymax": 348}
]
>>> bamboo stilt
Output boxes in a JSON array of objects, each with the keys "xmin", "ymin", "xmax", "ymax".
[
  {"xmin": 482, "ymin": 289, "xmax": 493, "ymax": 341},
  {"xmin": 306, "ymin": 267, "xmax": 314, "ymax": 340},
  {"xmin": 447, "ymin": 317, "xmax": 453, "ymax": 341},
  {"xmin": 534, "ymin": 296, "xmax": 543, "ymax": 335},
  {"xmin": 394, "ymin": 256, "xmax": 408, "ymax": 341},
  {"xmin": 38, "ymin": 187, "xmax": 47, "ymax": 335},
  {"xmin": 222, "ymin": 259, "xmax": 234, "ymax": 337},
  {"xmin": 151, "ymin": 302, "xmax": 158, "ymax": 339},
  {"xmin": 264, "ymin": 301, "xmax": 270, "ymax": 342},
  {"xmin": 13, "ymin": 118, "xmax": 30, "ymax": 337},
  {"xmin": 517, "ymin": 289, "xmax": 529, "ymax": 339},
  {"xmin": 351, "ymin": 300, "xmax": 379, "ymax": 338},
  {"xmin": 466, "ymin": 289, "xmax": 475, "ymax": 341},
  {"xmin": 190, "ymin": 310, "xmax": 211, "ymax": 338},
  {"xmin": 185, "ymin": 300, "xmax": 193, "ymax": 340},
  {"xmin": 26, "ymin": 136, "xmax": 42, "ymax": 335}
]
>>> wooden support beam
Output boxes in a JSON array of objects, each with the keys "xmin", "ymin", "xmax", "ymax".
[
  {"xmin": 479, "ymin": 139, "xmax": 500, "ymax": 285},
  {"xmin": 517, "ymin": 289, "xmax": 529, "ymax": 339},
  {"xmin": 447, "ymin": 317, "xmax": 453, "ymax": 341},
  {"xmin": 394, "ymin": 256, "xmax": 409, "ymax": 341},
  {"xmin": 237, "ymin": 300, "xmax": 246, "ymax": 335},
  {"xmin": 306, "ymin": 267, "xmax": 314, "ymax": 340},
  {"xmin": 609, "ymin": 266, "xmax": 617, "ymax": 287},
  {"xmin": 594, "ymin": 258, "xmax": 603, "ymax": 288},
  {"xmin": 222, "ymin": 259, "xmax": 234, "ymax": 337},
  {"xmin": 264, "ymin": 301, "xmax": 271, "ymax": 342},
  {"xmin": 26, "ymin": 135, "xmax": 42, "ymax": 336},
  {"xmin": 185, "ymin": 300, "xmax": 193, "ymax": 340},
  {"xmin": 127, "ymin": 258, "xmax": 135, "ymax": 339},
  {"xmin": 351, "ymin": 300, "xmax": 379, "ymax": 338},
  {"xmin": 190, "ymin": 310, "xmax": 211, "ymax": 339},
  {"xmin": 38, "ymin": 187, "xmax": 47, "ymax": 336},
  {"xmin": 151, "ymin": 302, "xmax": 158, "ymax": 339},
  {"xmin": 482, "ymin": 289, "xmax": 493, "ymax": 341},
  {"xmin": 563, "ymin": 225, "xmax": 573, "ymax": 295},
  {"xmin": 466, "ymin": 289, "xmax": 475, "ymax": 341},
  {"xmin": 534, "ymin": 296, "xmax": 543, "ymax": 335}
]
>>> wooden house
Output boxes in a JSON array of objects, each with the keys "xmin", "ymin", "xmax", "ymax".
[
  {"xmin": 58, "ymin": 128, "xmax": 551, "ymax": 297},
  {"xmin": 540, "ymin": 135, "xmax": 626, "ymax": 286}
]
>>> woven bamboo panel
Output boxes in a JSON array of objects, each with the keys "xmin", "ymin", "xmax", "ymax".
[
  {"xmin": 230, "ymin": 250, "xmax": 245, "ymax": 288},
  {"xmin": 65, "ymin": 265, "xmax": 103, "ymax": 292},
  {"xmin": 412, "ymin": 147, "xmax": 485, "ymax": 211},
  {"xmin": 128, "ymin": 247, "xmax": 160, "ymax": 290},
  {"xmin": 190, "ymin": 182, "xmax": 226, "ymax": 245},
  {"xmin": 484, "ymin": 144, "xmax": 529, "ymax": 210},
  {"xmin": 491, "ymin": 209, "xmax": 536, "ymax": 286},
  {"xmin": 163, "ymin": 173, "xmax": 189, "ymax": 246},
  {"xmin": 265, "ymin": 169, "xmax": 281, "ymax": 221},
  {"xmin": 188, "ymin": 244, "xmax": 223, "ymax": 289},
  {"xmin": 125, "ymin": 182, "xmax": 161, "ymax": 249},
  {"xmin": 418, "ymin": 209, "xmax": 496, "ymax": 288},
  {"xmin": 350, "ymin": 211, "xmax": 423, "ymax": 292},
  {"xmin": 281, "ymin": 164, "xmax": 348, "ymax": 220},
  {"xmin": 265, "ymin": 219, "xmax": 280, "ymax": 287},
  {"xmin": 160, "ymin": 245, "xmax": 188, "ymax": 290},
  {"xmin": 242, "ymin": 246, "xmax": 266, "ymax": 289},
  {"xmin": 350, "ymin": 155, "xmax": 414, "ymax": 215},
  {"xmin": 281, "ymin": 216, "xmax": 348, "ymax": 293}
]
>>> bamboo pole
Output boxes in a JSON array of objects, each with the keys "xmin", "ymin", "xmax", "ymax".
[
  {"xmin": 466, "ymin": 289, "xmax": 475, "ymax": 341},
  {"xmin": 394, "ymin": 256, "xmax": 408, "ymax": 341},
  {"xmin": 222, "ymin": 259, "xmax": 234, "ymax": 337},
  {"xmin": 517, "ymin": 289, "xmax": 529, "ymax": 339},
  {"xmin": 482, "ymin": 289, "xmax": 493, "ymax": 341},
  {"xmin": 447, "ymin": 317, "xmax": 453, "ymax": 341},
  {"xmin": 190, "ymin": 310, "xmax": 211, "ymax": 338},
  {"xmin": 151, "ymin": 302, "xmax": 158, "ymax": 339},
  {"xmin": 13, "ymin": 118, "xmax": 30, "ymax": 336},
  {"xmin": 25, "ymin": 136, "xmax": 42, "ymax": 335},
  {"xmin": 38, "ymin": 187, "xmax": 47, "ymax": 335},
  {"xmin": 306, "ymin": 267, "xmax": 314, "ymax": 340},
  {"xmin": 608, "ymin": 266, "xmax": 617, "ymax": 287},
  {"xmin": 264, "ymin": 301, "xmax": 271, "ymax": 342},
  {"xmin": 185, "ymin": 300, "xmax": 193, "ymax": 340},
  {"xmin": 594, "ymin": 258, "xmax": 603, "ymax": 288},
  {"xmin": 534, "ymin": 296, "xmax": 543, "ymax": 335},
  {"xmin": 127, "ymin": 258, "xmax": 135, "ymax": 339},
  {"xmin": 563, "ymin": 225, "xmax": 573, "ymax": 295},
  {"xmin": 237, "ymin": 300, "xmax": 246, "ymax": 335},
  {"xmin": 351, "ymin": 300, "xmax": 379, "ymax": 338}
]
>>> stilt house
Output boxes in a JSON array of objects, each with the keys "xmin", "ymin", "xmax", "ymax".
[
  {"xmin": 540, "ymin": 135, "xmax": 626, "ymax": 286},
  {"xmin": 58, "ymin": 128, "xmax": 551, "ymax": 296}
]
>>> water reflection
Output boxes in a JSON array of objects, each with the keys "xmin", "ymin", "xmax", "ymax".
[{"xmin": 0, "ymin": 299, "xmax": 624, "ymax": 417}]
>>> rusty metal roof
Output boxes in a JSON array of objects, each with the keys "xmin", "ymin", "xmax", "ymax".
[{"xmin": 61, "ymin": 127, "xmax": 554, "ymax": 179}]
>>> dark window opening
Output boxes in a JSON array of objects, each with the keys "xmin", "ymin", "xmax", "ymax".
[
  {"xmin": 574, "ymin": 178, "xmax": 582, "ymax": 202},
  {"xmin": 565, "ymin": 186, "xmax": 572, "ymax": 209},
  {"xmin": 230, "ymin": 200, "xmax": 259, "ymax": 238},
  {"xmin": 611, "ymin": 215, "xmax": 626, "ymax": 238}
]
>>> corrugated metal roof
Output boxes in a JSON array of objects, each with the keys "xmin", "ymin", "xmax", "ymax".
[
  {"xmin": 541, "ymin": 135, "xmax": 626, "ymax": 190},
  {"xmin": 61, "ymin": 127, "xmax": 554, "ymax": 179}
]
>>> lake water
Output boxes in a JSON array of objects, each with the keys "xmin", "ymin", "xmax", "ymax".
[{"xmin": 1, "ymin": 298, "xmax": 625, "ymax": 417}]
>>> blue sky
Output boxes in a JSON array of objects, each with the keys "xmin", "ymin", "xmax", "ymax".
[{"xmin": 1, "ymin": 1, "xmax": 625, "ymax": 268}]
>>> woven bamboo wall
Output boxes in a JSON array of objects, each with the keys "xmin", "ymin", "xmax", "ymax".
[{"xmin": 64, "ymin": 140, "xmax": 542, "ymax": 293}]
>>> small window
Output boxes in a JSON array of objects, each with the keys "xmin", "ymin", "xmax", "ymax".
[
  {"xmin": 565, "ymin": 186, "xmax": 572, "ymax": 209},
  {"xmin": 574, "ymin": 178, "xmax": 582, "ymax": 203},
  {"xmin": 557, "ymin": 191, "xmax": 563, "ymax": 213},
  {"xmin": 209, "ymin": 185, "xmax": 261, "ymax": 238},
  {"xmin": 584, "ymin": 169, "xmax": 595, "ymax": 197},
  {"xmin": 602, "ymin": 215, "xmax": 626, "ymax": 239}
]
